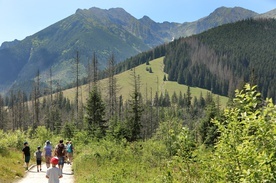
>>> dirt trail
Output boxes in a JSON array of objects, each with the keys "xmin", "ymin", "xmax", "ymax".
[{"xmin": 14, "ymin": 163, "xmax": 74, "ymax": 183}]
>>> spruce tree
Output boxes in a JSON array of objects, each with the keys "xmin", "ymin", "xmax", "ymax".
[
  {"xmin": 127, "ymin": 68, "xmax": 144, "ymax": 141},
  {"xmin": 85, "ymin": 86, "xmax": 105, "ymax": 137}
]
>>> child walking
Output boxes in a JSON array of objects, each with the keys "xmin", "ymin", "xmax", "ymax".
[
  {"xmin": 46, "ymin": 157, "xmax": 63, "ymax": 183},
  {"xmin": 35, "ymin": 146, "xmax": 43, "ymax": 172},
  {"xmin": 22, "ymin": 142, "xmax": 30, "ymax": 171}
]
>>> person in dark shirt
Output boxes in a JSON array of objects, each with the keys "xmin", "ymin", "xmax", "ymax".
[
  {"xmin": 54, "ymin": 139, "xmax": 65, "ymax": 171},
  {"xmin": 22, "ymin": 141, "xmax": 30, "ymax": 171}
]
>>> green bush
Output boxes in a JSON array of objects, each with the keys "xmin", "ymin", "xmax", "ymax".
[
  {"xmin": 212, "ymin": 84, "xmax": 276, "ymax": 182},
  {"xmin": 0, "ymin": 141, "xmax": 8, "ymax": 156}
]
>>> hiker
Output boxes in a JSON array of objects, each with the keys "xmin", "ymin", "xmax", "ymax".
[
  {"xmin": 65, "ymin": 141, "xmax": 69, "ymax": 163},
  {"xmin": 35, "ymin": 146, "xmax": 43, "ymax": 172},
  {"xmin": 22, "ymin": 141, "xmax": 30, "ymax": 171},
  {"xmin": 46, "ymin": 157, "xmax": 63, "ymax": 183},
  {"xmin": 54, "ymin": 139, "xmax": 66, "ymax": 171},
  {"xmin": 44, "ymin": 140, "xmax": 52, "ymax": 168},
  {"xmin": 66, "ymin": 141, "xmax": 74, "ymax": 165}
]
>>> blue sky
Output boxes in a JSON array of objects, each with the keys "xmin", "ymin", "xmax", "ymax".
[{"xmin": 0, "ymin": 0, "xmax": 275, "ymax": 45}]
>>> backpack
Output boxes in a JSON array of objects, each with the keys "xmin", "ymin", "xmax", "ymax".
[
  {"xmin": 67, "ymin": 144, "xmax": 72, "ymax": 153},
  {"xmin": 56, "ymin": 143, "xmax": 65, "ymax": 156}
]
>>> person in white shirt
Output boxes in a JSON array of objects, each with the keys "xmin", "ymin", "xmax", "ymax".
[{"xmin": 46, "ymin": 157, "xmax": 62, "ymax": 183}]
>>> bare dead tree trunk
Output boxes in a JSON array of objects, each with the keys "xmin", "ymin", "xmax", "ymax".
[
  {"xmin": 87, "ymin": 58, "xmax": 92, "ymax": 92},
  {"xmin": 107, "ymin": 53, "xmax": 118, "ymax": 119},
  {"xmin": 92, "ymin": 52, "xmax": 98, "ymax": 85},
  {"xmin": 10, "ymin": 90, "xmax": 16, "ymax": 130},
  {"xmin": 50, "ymin": 67, "xmax": 53, "ymax": 104},
  {"xmin": 75, "ymin": 51, "xmax": 80, "ymax": 126},
  {"xmin": 0, "ymin": 94, "xmax": 7, "ymax": 130},
  {"xmin": 33, "ymin": 70, "xmax": 40, "ymax": 129}
]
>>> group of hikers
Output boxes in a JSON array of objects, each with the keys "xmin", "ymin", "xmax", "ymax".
[{"xmin": 22, "ymin": 139, "xmax": 74, "ymax": 182}]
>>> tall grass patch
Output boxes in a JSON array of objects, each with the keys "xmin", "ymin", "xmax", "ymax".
[
  {"xmin": 73, "ymin": 139, "xmax": 168, "ymax": 183},
  {"xmin": 0, "ymin": 130, "xmax": 27, "ymax": 182}
]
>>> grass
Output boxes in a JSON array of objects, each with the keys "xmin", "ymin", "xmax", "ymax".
[
  {"xmin": 61, "ymin": 57, "xmax": 228, "ymax": 107},
  {"xmin": 0, "ymin": 128, "xmax": 63, "ymax": 183},
  {"xmin": 0, "ymin": 149, "xmax": 28, "ymax": 183},
  {"xmin": 73, "ymin": 139, "xmax": 169, "ymax": 183}
]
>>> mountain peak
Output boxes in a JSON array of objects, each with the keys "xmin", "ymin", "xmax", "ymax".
[
  {"xmin": 139, "ymin": 15, "xmax": 155, "ymax": 24},
  {"xmin": 194, "ymin": 6, "xmax": 259, "ymax": 33},
  {"xmin": 211, "ymin": 6, "xmax": 258, "ymax": 17}
]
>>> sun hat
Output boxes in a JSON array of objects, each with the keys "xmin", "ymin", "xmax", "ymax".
[{"xmin": 50, "ymin": 157, "xmax": 59, "ymax": 165}]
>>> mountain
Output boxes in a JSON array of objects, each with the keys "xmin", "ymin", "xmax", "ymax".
[
  {"xmin": 0, "ymin": 6, "xmax": 269, "ymax": 95},
  {"xmin": 256, "ymin": 8, "xmax": 276, "ymax": 19},
  {"xmin": 0, "ymin": 7, "xmax": 152, "ymax": 93},
  {"xmin": 193, "ymin": 6, "xmax": 257, "ymax": 34}
]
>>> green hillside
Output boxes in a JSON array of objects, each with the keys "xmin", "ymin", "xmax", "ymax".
[
  {"xmin": 164, "ymin": 18, "xmax": 276, "ymax": 102},
  {"xmin": 116, "ymin": 18, "xmax": 276, "ymax": 103},
  {"xmin": 62, "ymin": 57, "xmax": 228, "ymax": 107}
]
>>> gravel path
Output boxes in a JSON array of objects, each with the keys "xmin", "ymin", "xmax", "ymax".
[{"xmin": 14, "ymin": 163, "xmax": 74, "ymax": 183}]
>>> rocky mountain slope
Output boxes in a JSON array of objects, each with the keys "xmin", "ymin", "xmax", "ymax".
[{"xmin": 0, "ymin": 6, "xmax": 274, "ymax": 94}]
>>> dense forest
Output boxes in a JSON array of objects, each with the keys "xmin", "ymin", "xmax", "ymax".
[
  {"xmin": 115, "ymin": 18, "xmax": 276, "ymax": 102},
  {"xmin": 164, "ymin": 18, "xmax": 276, "ymax": 101}
]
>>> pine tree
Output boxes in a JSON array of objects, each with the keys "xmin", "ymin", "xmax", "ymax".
[
  {"xmin": 186, "ymin": 86, "xmax": 192, "ymax": 109},
  {"xmin": 127, "ymin": 68, "xmax": 144, "ymax": 141},
  {"xmin": 163, "ymin": 74, "xmax": 166, "ymax": 81},
  {"xmin": 75, "ymin": 51, "xmax": 80, "ymax": 126},
  {"xmin": 31, "ymin": 70, "xmax": 40, "ymax": 130},
  {"xmin": 171, "ymin": 91, "xmax": 178, "ymax": 105},
  {"xmin": 85, "ymin": 86, "xmax": 105, "ymax": 137}
]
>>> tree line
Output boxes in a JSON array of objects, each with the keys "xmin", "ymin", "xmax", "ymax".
[
  {"xmin": 1, "ymin": 49, "xmax": 276, "ymax": 181},
  {"xmin": 0, "ymin": 51, "xmax": 221, "ymax": 145}
]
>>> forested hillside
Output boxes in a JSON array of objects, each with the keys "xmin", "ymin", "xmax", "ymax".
[
  {"xmin": 118, "ymin": 18, "xmax": 276, "ymax": 102},
  {"xmin": 199, "ymin": 18, "xmax": 276, "ymax": 96}
]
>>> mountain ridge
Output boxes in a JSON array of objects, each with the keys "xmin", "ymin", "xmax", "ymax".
[{"xmin": 0, "ymin": 6, "xmax": 275, "ymax": 95}]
